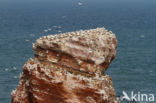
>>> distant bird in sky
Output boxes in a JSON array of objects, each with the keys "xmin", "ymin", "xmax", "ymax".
[
  {"xmin": 25, "ymin": 39, "xmax": 30, "ymax": 42},
  {"xmin": 48, "ymin": 28, "xmax": 52, "ymax": 31},
  {"xmin": 58, "ymin": 30, "xmax": 62, "ymax": 33},
  {"xmin": 44, "ymin": 29, "xmax": 48, "ymax": 32},
  {"xmin": 78, "ymin": 2, "xmax": 83, "ymax": 6}
]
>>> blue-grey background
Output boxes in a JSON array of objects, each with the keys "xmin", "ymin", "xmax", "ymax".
[{"xmin": 0, "ymin": 0, "xmax": 156, "ymax": 103}]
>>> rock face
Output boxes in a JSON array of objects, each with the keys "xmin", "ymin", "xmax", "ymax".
[{"xmin": 11, "ymin": 28, "xmax": 119, "ymax": 103}]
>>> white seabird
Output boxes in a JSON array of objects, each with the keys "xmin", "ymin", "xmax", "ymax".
[{"xmin": 78, "ymin": 2, "xmax": 83, "ymax": 6}]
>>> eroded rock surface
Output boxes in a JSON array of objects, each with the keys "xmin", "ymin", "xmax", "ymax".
[{"xmin": 11, "ymin": 28, "xmax": 119, "ymax": 103}]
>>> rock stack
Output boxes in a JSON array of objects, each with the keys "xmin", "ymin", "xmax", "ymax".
[{"xmin": 11, "ymin": 28, "xmax": 119, "ymax": 103}]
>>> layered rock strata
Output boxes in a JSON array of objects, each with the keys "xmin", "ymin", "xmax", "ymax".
[{"xmin": 11, "ymin": 28, "xmax": 119, "ymax": 103}]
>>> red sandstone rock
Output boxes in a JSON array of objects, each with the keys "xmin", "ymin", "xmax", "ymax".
[{"xmin": 11, "ymin": 28, "xmax": 119, "ymax": 103}]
